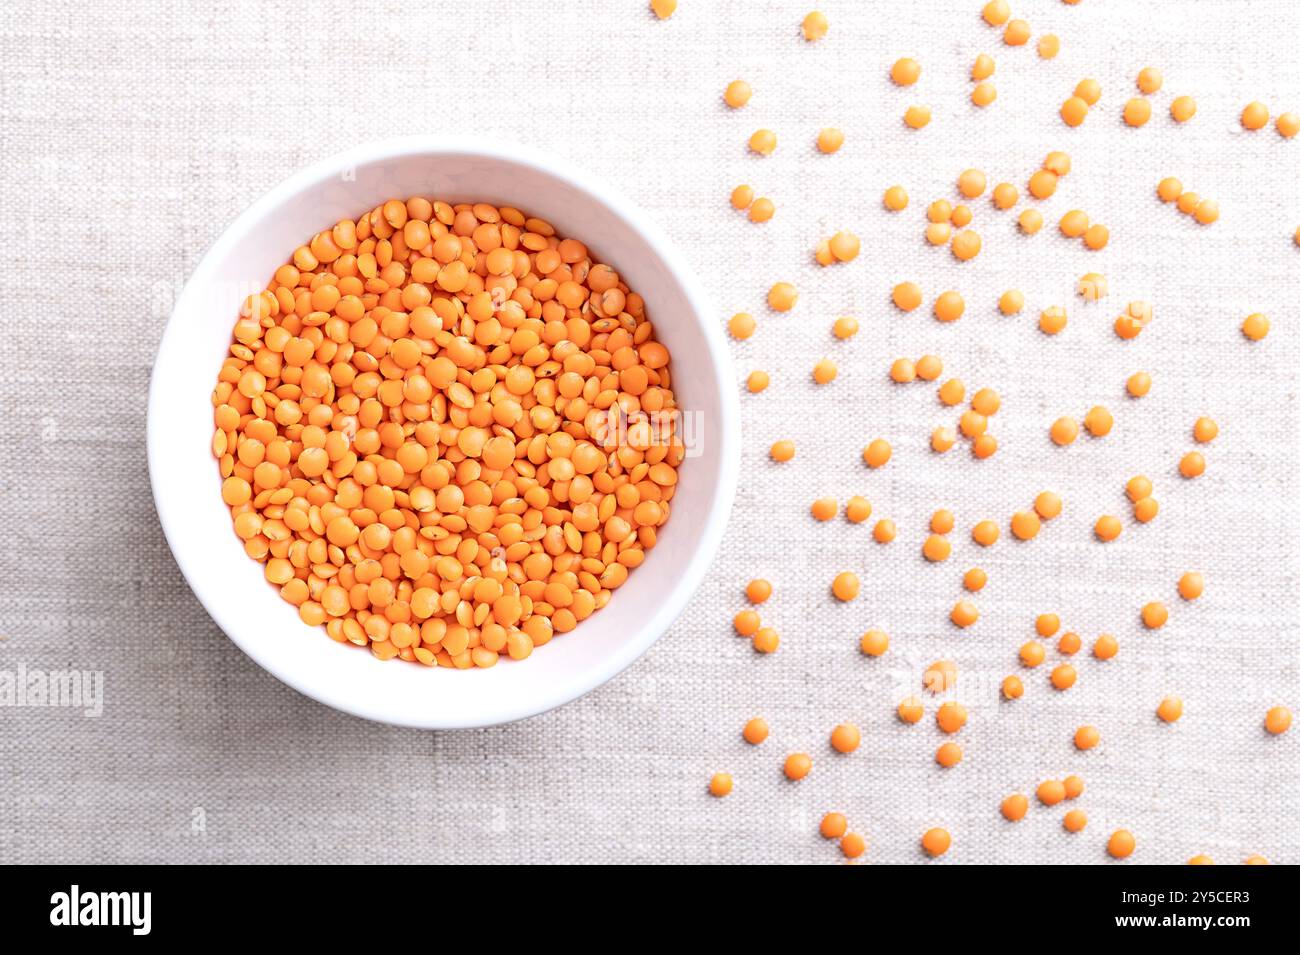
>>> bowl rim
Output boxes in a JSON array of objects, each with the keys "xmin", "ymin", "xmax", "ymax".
[{"xmin": 146, "ymin": 135, "xmax": 740, "ymax": 728}]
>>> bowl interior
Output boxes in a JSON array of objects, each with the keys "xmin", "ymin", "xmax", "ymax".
[{"xmin": 149, "ymin": 142, "xmax": 735, "ymax": 728}]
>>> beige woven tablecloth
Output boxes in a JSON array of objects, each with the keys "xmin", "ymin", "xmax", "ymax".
[{"xmin": 1, "ymin": 0, "xmax": 1297, "ymax": 864}]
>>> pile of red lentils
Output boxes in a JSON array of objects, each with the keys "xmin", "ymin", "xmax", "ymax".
[
  {"xmin": 650, "ymin": 1, "xmax": 1296, "ymax": 863},
  {"xmin": 212, "ymin": 197, "xmax": 684, "ymax": 669}
]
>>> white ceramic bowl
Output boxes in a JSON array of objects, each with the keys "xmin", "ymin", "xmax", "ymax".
[{"xmin": 148, "ymin": 137, "xmax": 739, "ymax": 728}]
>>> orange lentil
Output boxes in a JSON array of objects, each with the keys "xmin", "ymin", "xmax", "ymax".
[
  {"xmin": 972, "ymin": 82, "xmax": 997, "ymax": 107},
  {"xmin": 724, "ymin": 80, "xmax": 752, "ymax": 108},
  {"xmin": 973, "ymin": 53, "xmax": 995, "ymax": 80},
  {"xmin": 1036, "ymin": 613, "xmax": 1061, "ymax": 637},
  {"xmin": 1123, "ymin": 97, "xmax": 1153, "ymax": 127},
  {"xmin": 1193, "ymin": 417, "xmax": 1218, "ymax": 443},
  {"xmin": 650, "ymin": 0, "xmax": 676, "ymax": 17},
  {"xmin": 1276, "ymin": 112, "xmax": 1300, "ymax": 138},
  {"xmin": 932, "ymin": 427, "xmax": 957, "ymax": 453},
  {"xmin": 1063, "ymin": 775, "xmax": 1085, "ymax": 799},
  {"xmin": 936, "ymin": 701, "xmax": 967, "ymax": 734},
  {"xmin": 830, "ymin": 722, "xmax": 861, "ymax": 753},
  {"xmin": 1178, "ymin": 572, "xmax": 1203, "ymax": 601},
  {"xmin": 1095, "ymin": 515, "xmax": 1123, "ymax": 541},
  {"xmin": 747, "ymin": 370, "xmax": 770, "ymax": 393},
  {"xmin": 748, "ymin": 197, "xmax": 776, "ymax": 223},
  {"xmin": 784, "ymin": 752, "xmax": 813, "ymax": 780},
  {"xmin": 999, "ymin": 289, "xmax": 1025, "ymax": 315},
  {"xmin": 923, "ymin": 534, "xmax": 953, "ymax": 562},
  {"xmin": 1241, "ymin": 101, "xmax": 1269, "ymax": 130},
  {"xmin": 1044, "ymin": 150, "xmax": 1072, "ymax": 175},
  {"xmin": 922, "ymin": 828, "xmax": 951, "ymax": 858},
  {"xmin": 960, "ymin": 410, "xmax": 986, "ymax": 438},
  {"xmin": 982, "ymin": 1, "xmax": 1010, "ymax": 26},
  {"xmin": 926, "ymin": 222, "xmax": 953, "ymax": 246},
  {"xmin": 1060, "ymin": 209, "xmax": 1090, "ymax": 238},
  {"xmin": 1050, "ymin": 416, "xmax": 1079, "ymax": 445},
  {"xmin": 813, "ymin": 358, "xmax": 838, "ymax": 384},
  {"xmin": 936, "ymin": 742, "xmax": 963, "ymax": 768},
  {"xmin": 832, "ymin": 571, "xmax": 860, "ymax": 602},
  {"xmin": 891, "ymin": 57, "xmax": 921, "ymax": 86},
  {"xmin": 767, "ymin": 282, "xmax": 797, "ymax": 311},
  {"xmin": 916, "ymin": 354, "xmax": 943, "ymax": 380},
  {"xmin": 753, "ymin": 628, "xmax": 780, "ymax": 653},
  {"xmin": 1084, "ymin": 405, "xmax": 1113, "ymax": 437},
  {"xmin": 708, "ymin": 772, "xmax": 733, "ymax": 797},
  {"xmin": 746, "ymin": 579, "xmax": 773, "ymax": 604},
  {"xmin": 728, "ymin": 312, "xmax": 756, "ymax": 339},
  {"xmin": 964, "ymin": 567, "xmax": 988, "ymax": 591},
  {"xmin": 1001, "ymin": 793, "xmax": 1029, "ymax": 821},
  {"xmin": 1003, "ymin": 19, "xmax": 1030, "ymax": 46},
  {"xmin": 925, "ymin": 659, "xmax": 958, "ymax": 694},
  {"xmin": 951, "ymin": 600, "xmax": 979, "ymax": 628},
  {"xmin": 1108, "ymin": 829, "xmax": 1136, "ymax": 859},
  {"xmin": 1060, "ymin": 96, "xmax": 1089, "ymax": 127},
  {"xmin": 734, "ymin": 610, "xmax": 761, "ymax": 637},
  {"xmin": 1002, "ymin": 675, "xmax": 1024, "ymax": 699},
  {"xmin": 1019, "ymin": 208, "xmax": 1044, "ymax": 234},
  {"xmin": 860, "ymin": 629, "xmax": 889, "ymax": 656},
  {"xmin": 1020, "ymin": 641, "xmax": 1046, "ymax": 668},
  {"xmin": 1038, "ymin": 34, "xmax": 1060, "ymax": 58},
  {"xmin": 845, "ymin": 496, "xmax": 872, "ymax": 523},
  {"xmin": 833, "ymin": 315, "xmax": 860, "ymax": 339},
  {"xmin": 1039, "ymin": 306, "xmax": 1067, "ymax": 335},
  {"xmin": 1265, "ymin": 706, "xmax": 1292, "ymax": 735},
  {"xmin": 811, "ymin": 497, "xmax": 838, "ymax": 522},
  {"xmin": 749, "ymin": 129, "xmax": 777, "ymax": 155},
  {"xmin": 820, "ymin": 812, "xmax": 848, "ymax": 839},
  {"xmin": 893, "ymin": 281, "xmax": 923, "ymax": 311},
  {"xmin": 1075, "ymin": 725, "xmax": 1100, "ymax": 750},
  {"xmin": 730, "ymin": 184, "xmax": 754, "ymax": 209},
  {"xmin": 1241, "ymin": 313, "xmax": 1270, "ymax": 341},
  {"xmin": 929, "ymin": 199, "xmax": 953, "ymax": 223},
  {"xmin": 1051, "ymin": 664, "xmax": 1077, "ymax": 690},
  {"xmin": 801, "ymin": 10, "xmax": 828, "ymax": 41},
  {"xmin": 1194, "ymin": 199, "xmax": 1219, "ymax": 225},
  {"xmin": 1084, "ymin": 224, "xmax": 1109, "ymax": 250},
  {"xmin": 1127, "ymin": 371, "xmax": 1152, "ymax": 397},
  {"xmin": 1134, "ymin": 496, "xmax": 1161, "ymax": 521},
  {"xmin": 931, "ymin": 508, "xmax": 955, "ymax": 534},
  {"xmin": 1157, "ymin": 696, "xmax": 1184, "ymax": 723},
  {"xmin": 1188, "ymin": 854, "xmax": 1215, "ymax": 866},
  {"xmin": 1179, "ymin": 451, "xmax": 1205, "ymax": 478},
  {"xmin": 972, "ymin": 519, "xmax": 1000, "ymax": 546},
  {"xmin": 1034, "ymin": 491, "xmax": 1063, "ymax": 520},
  {"xmin": 1176, "ymin": 190, "xmax": 1201, "ymax": 215},
  {"xmin": 743, "ymin": 717, "xmax": 770, "ymax": 744},
  {"xmin": 1137, "ymin": 67, "xmax": 1162, "ymax": 93},
  {"xmin": 1028, "ymin": 170, "xmax": 1058, "ymax": 200},
  {"xmin": 1093, "ymin": 634, "xmax": 1119, "ymax": 660},
  {"xmin": 952, "ymin": 230, "xmax": 982, "ymax": 261},
  {"xmin": 898, "ymin": 696, "xmax": 925, "ymax": 723},
  {"xmin": 934, "ymin": 291, "xmax": 965, "ymax": 322},
  {"xmin": 874, "ymin": 519, "xmax": 897, "ymax": 543},
  {"xmin": 1037, "ymin": 779, "xmax": 1066, "ymax": 806},
  {"xmin": 1011, "ymin": 511, "xmax": 1041, "ymax": 541},
  {"xmin": 770, "ymin": 439, "xmax": 795, "ymax": 462},
  {"xmin": 1075, "ymin": 78, "xmax": 1101, "ymax": 105},
  {"xmin": 904, "ymin": 105, "xmax": 932, "ymax": 129},
  {"xmin": 1063, "ymin": 809, "xmax": 1088, "ymax": 833},
  {"xmin": 1170, "ymin": 95, "xmax": 1197, "ymax": 122},
  {"xmin": 863, "ymin": 439, "xmax": 892, "ymax": 468},
  {"xmin": 992, "ymin": 182, "xmax": 1018, "ymax": 209},
  {"xmin": 1142, "ymin": 601, "xmax": 1168, "ymax": 630},
  {"xmin": 951, "ymin": 205, "xmax": 973, "ymax": 228},
  {"xmin": 840, "ymin": 832, "xmax": 867, "ymax": 859},
  {"xmin": 884, "ymin": 185, "xmax": 909, "ymax": 210},
  {"xmin": 1058, "ymin": 631, "xmax": 1082, "ymax": 655},
  {"xmin": 818, "ymin": 128, "xmax": 845, "ymax": 154}
]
